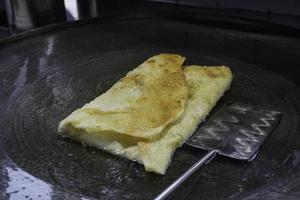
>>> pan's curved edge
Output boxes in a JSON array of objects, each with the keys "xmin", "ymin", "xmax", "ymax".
[
  {"xmin": 1, "ymin": 14, "xmax": 300, "ymax": 48},
  {"xmin": 0, "ymin": 16, "xmax": 154, "ymax": 47}
]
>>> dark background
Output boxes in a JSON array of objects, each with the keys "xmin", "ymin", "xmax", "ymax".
[
  {"xmin": 1, "ymin": 0, "xmax": 300, "ymax": 85},
  {"xmin": 1, "ymin": 0, "xmax": 300, "ymax": 33}
]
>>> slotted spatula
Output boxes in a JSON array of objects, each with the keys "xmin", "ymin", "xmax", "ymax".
[{"xmin": 155, "ymin": 102, "xmax": 282, "ymax": 200}]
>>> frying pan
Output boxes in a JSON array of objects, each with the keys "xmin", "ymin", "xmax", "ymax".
[{"xmin": 0, "ymin": 17, "xmax": 300, "ymax": 200}]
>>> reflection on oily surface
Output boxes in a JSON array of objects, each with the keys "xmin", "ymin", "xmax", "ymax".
[
  {"xmin": 4, "ymin": 165, "xmax": 53, "ymax": 199},
  {"xmin": 0, "ymin": 18, "xmax": 300, "ymax": 199},
  {"xmin": 0, "ymin": 157, "xmax": 90, "ymax": 199}
]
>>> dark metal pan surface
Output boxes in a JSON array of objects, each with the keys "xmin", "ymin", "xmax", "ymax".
[{"xmin": 0, "ymin": 18, "xmax": 300, "ymax": 200}]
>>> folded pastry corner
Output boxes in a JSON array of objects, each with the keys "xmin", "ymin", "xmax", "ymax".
[
  {"xmin": 58, "ymin": 54, "xmax": 233, "ymax": 175},
  {"xmin": 131, "ymin": 65, "xmax": 233, "ymax": 174}
]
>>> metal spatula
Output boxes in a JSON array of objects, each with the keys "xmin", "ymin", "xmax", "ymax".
[{"xmin": 155, "ymin": 102, "xmax": 282, "ymax": 200}]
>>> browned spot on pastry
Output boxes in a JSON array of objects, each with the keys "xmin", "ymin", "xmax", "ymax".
[{"xmin": 146, "ymin": 59, "xmax": 155, "ymax": 64}]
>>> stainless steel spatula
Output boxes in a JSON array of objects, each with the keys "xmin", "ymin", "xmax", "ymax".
[{"xmin": 155, "ymin": 102, "xmax": 282, "ymax": 200}]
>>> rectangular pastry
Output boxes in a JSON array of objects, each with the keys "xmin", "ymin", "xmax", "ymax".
[{"xmin": 58, "ymin": 54, "xmax": 232, "ymax": 174}]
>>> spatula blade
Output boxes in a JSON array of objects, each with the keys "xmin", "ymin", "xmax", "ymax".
[{"xmin": 186, "ymin": 102, "xmax": 282, "ymax": 161}]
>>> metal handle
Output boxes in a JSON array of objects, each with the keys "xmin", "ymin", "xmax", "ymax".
[{"xmin": 154, "ymin": 150, "xmax": 217, "ymax": 200}]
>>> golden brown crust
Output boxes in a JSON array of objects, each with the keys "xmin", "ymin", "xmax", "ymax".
[
  {"xmin": 59, "ymin": 54, "xmax": 188, "ymax": 139},
  {"xmin": 184, "ymin": 65, "xmax": 232, "ymax": 78}
]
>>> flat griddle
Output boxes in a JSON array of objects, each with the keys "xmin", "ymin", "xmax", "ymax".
[{"xmin": 0, "ymin": 17, "xmax": 300, "ymax": 200}]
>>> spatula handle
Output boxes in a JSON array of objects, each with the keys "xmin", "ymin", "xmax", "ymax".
[{"xmin": 154, "ymin": 150, "xmax": 217, "ymax": 200}]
